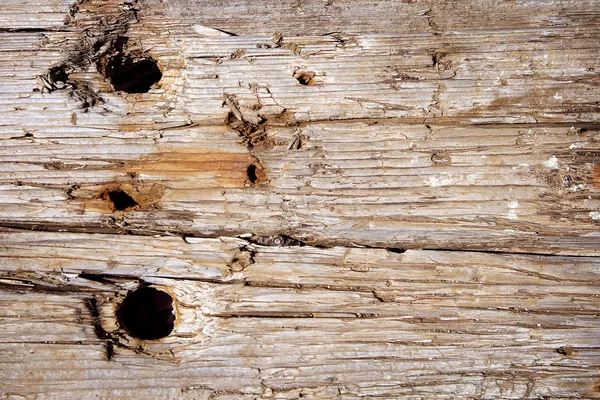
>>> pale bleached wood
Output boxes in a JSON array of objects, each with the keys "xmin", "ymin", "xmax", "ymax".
[
  {"xmin": 1, "ymin": 0, "xmax": 600, "ymax": 398},
  {"xmin": 1, "ymin": 231, "xmax": 600, "ymax": 399},
  {"xmin": 2, "ymin": 119, "xmax": 600, "ymax": 254},
  {"xmin": 0, "ymin": 0, "xmax": 73, "ymax": 30},
  {"xmin": 0, "ymin": 0, "xmax": 599, "ymax": 254},
  {"xmin": 1, "ymin": 61, "xmax": 600, "ymax": 252},
  {"xmin": 4, "ymin": 0, "xmax": 598, "ymax": 35}
]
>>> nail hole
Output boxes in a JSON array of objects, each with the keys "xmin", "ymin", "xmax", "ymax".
[
  {"xmin": 118, "ymin": 287, "xmax": 175, "ymax": 340},
  {"xmin": 293, "ymin": 69, "xmax": 315, "ymax": 85},
  {"xmin": 48, "ymin": 66, "xmax": 69, "ymax": 86},
  {"xmin": 556, "ymin": 346, "xmax": 574, "ymax": 356},
  {"xmin": 246, "ymin": 162, "xmax": 269, "ymax": 185},
  {"xmin": 103, "ymin": 189, "xmax": 139, "ymax": 211},
  {"xmin": 247, "ymin": 164, "xmax": 258, "ymax": 184},
  {"xmin": 101, "ymin": 55, "xmax": 162, "ymax": 93}
]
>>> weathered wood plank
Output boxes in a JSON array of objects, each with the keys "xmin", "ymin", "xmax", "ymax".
[
  {"xmin": 2, "ymin": 119, "xmax": 599, "ymax": 254},
  {"xmin": 0, "ymin": 232, "xmax": 599, "ymax": 398},
  {"xmin": 4, "ymin": 0, "xmax": 598, "ymax": 35},
  {"xmin": 0, "ymin": 0, "xmax": 599, "ymax": 254},
  {"xmin": 1, "ymin": 0, "xmax": 600, "ymax": 398}
]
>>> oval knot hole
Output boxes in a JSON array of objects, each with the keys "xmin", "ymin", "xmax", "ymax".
[
  {"xmin": 247, "ymin": 164, "xmax": 258, "ymax": 184},
  {"xmin": 101, "ymin": 55, "xmax": 162, "ymax": 93},
  {"xmin": 118, "ymin": 287, "xmax": 176, "ymax": 340},
  {"xmin": 246, "ymin": 162, "xmax": 269, "ymax": 185},
  {"xmin": 102, "ymin": 189, "xmax": 139, "ymax": 211}
]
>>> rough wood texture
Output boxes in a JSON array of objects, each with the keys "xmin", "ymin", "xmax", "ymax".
[
  {"xmin": 1, "ymin": 232, "xmax": 600, "ymax": 399},
  {"xmin": 1, "ymin": 0, "xmax": 599, "ymax": 398}
]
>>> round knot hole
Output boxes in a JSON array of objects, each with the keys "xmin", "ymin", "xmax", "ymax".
[{"xmin": 118, "ymin": 287, "xmax": 176, "ymax": 340}]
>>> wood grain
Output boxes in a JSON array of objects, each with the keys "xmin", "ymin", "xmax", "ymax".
[
  {"xmin": 0, "ymin": 0, "xmax": 599, "ymax": 254},
  {"xmin": 1, "ymin": 232, "xmax": 599, "ymax": 399},
  {"xmin": 1, "ymin": 0, "xmax": 599, "ymax": 398}
]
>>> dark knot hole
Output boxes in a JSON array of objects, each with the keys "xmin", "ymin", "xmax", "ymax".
[{"xmin": 118, "ymin": 287, "xmax": 176, "ymax": 340}]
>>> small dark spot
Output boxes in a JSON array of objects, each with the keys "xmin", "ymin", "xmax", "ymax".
[
  {"xmin": 226, "ymin": 111, "xmax": 266, "ymax": 150},
  {"xmin": 103, "ymin": 189, "xmax": 139, "ymax": 211},
  {"xmin": 556, "ymin": 346, "xmax": 573, "ymax": 356},
  {"xmin": 85, "ymin": 298, "xmax": 109, "ymax": 341},
  {"xmin": 67, "ymin": 79, "xmax": 104, "ymax": 110},
  {"xmin": 86, "ymin": 298, "xmax": 101, "ymax": 319},
  {"xmin": 78, "ymin": 273, "xmax": 112, "ymax": 284},
  {"xmin": 228, "ymin": 246, "xmax": 256, "ymax": 272},
  {"xmin": 65, "ymin": 183, "xmax": 80, "ymax": 200},
  {"xmin": 118, "ymin": 287, "xmax": 176, "ymax": 340},
  {"xmin": 293, "ymin": 69, "xmax": 316, "ymax": 85},
  {"xmin": 229, "ymin": 49, "xmax": 247, "ymax": 59},
  {"xmin": 431, "ymin": 152, "xmax": 451, "ymax": 164},
  {"xmin": 245, "ymin": 161, "xmax": 269, "ymax": 185},
  {"xmin": 387, "ymin": 248, "xmax": 406, "ymax": 254},
  {"xmin": 24, "ymin": 132, "xmax": 34, "ymax": 138},
  {"xmin": 252, "ymin": 235, "xmax": 305, "ymax": 247},
  {"xmin": 100, "ymin": 55, "xmax": 162, "ymax": 93},
  {"xmin": 48, "ymin": 65, "xmax": 69, "ymax": 85},
  {"xmin": 247, "ymin": 164, "xmax": 258, "ymax": 184},
  {"xmin": 431, "ymin": 52, "xmax": 451, "ymax": 70},
  {"xmin": 105, "ymin": 341, "xmax": 114, "ymax": 360}
]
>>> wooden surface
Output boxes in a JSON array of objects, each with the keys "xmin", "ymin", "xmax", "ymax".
[{"xmin": 1, "ymin": 0, "xmax": 599, "ymax": 398}]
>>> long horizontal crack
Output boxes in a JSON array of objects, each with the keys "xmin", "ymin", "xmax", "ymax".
[
  {"xmin": 1, "ymin": 221, "xmax": 598, "ymax": 258},
  {"xmin": 421, "ymin": 247, "xmax": 600, "ymax": 259},
  {"xmin": 0, "ymin": 27, "xmax": 71, "ymax": 33}
]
